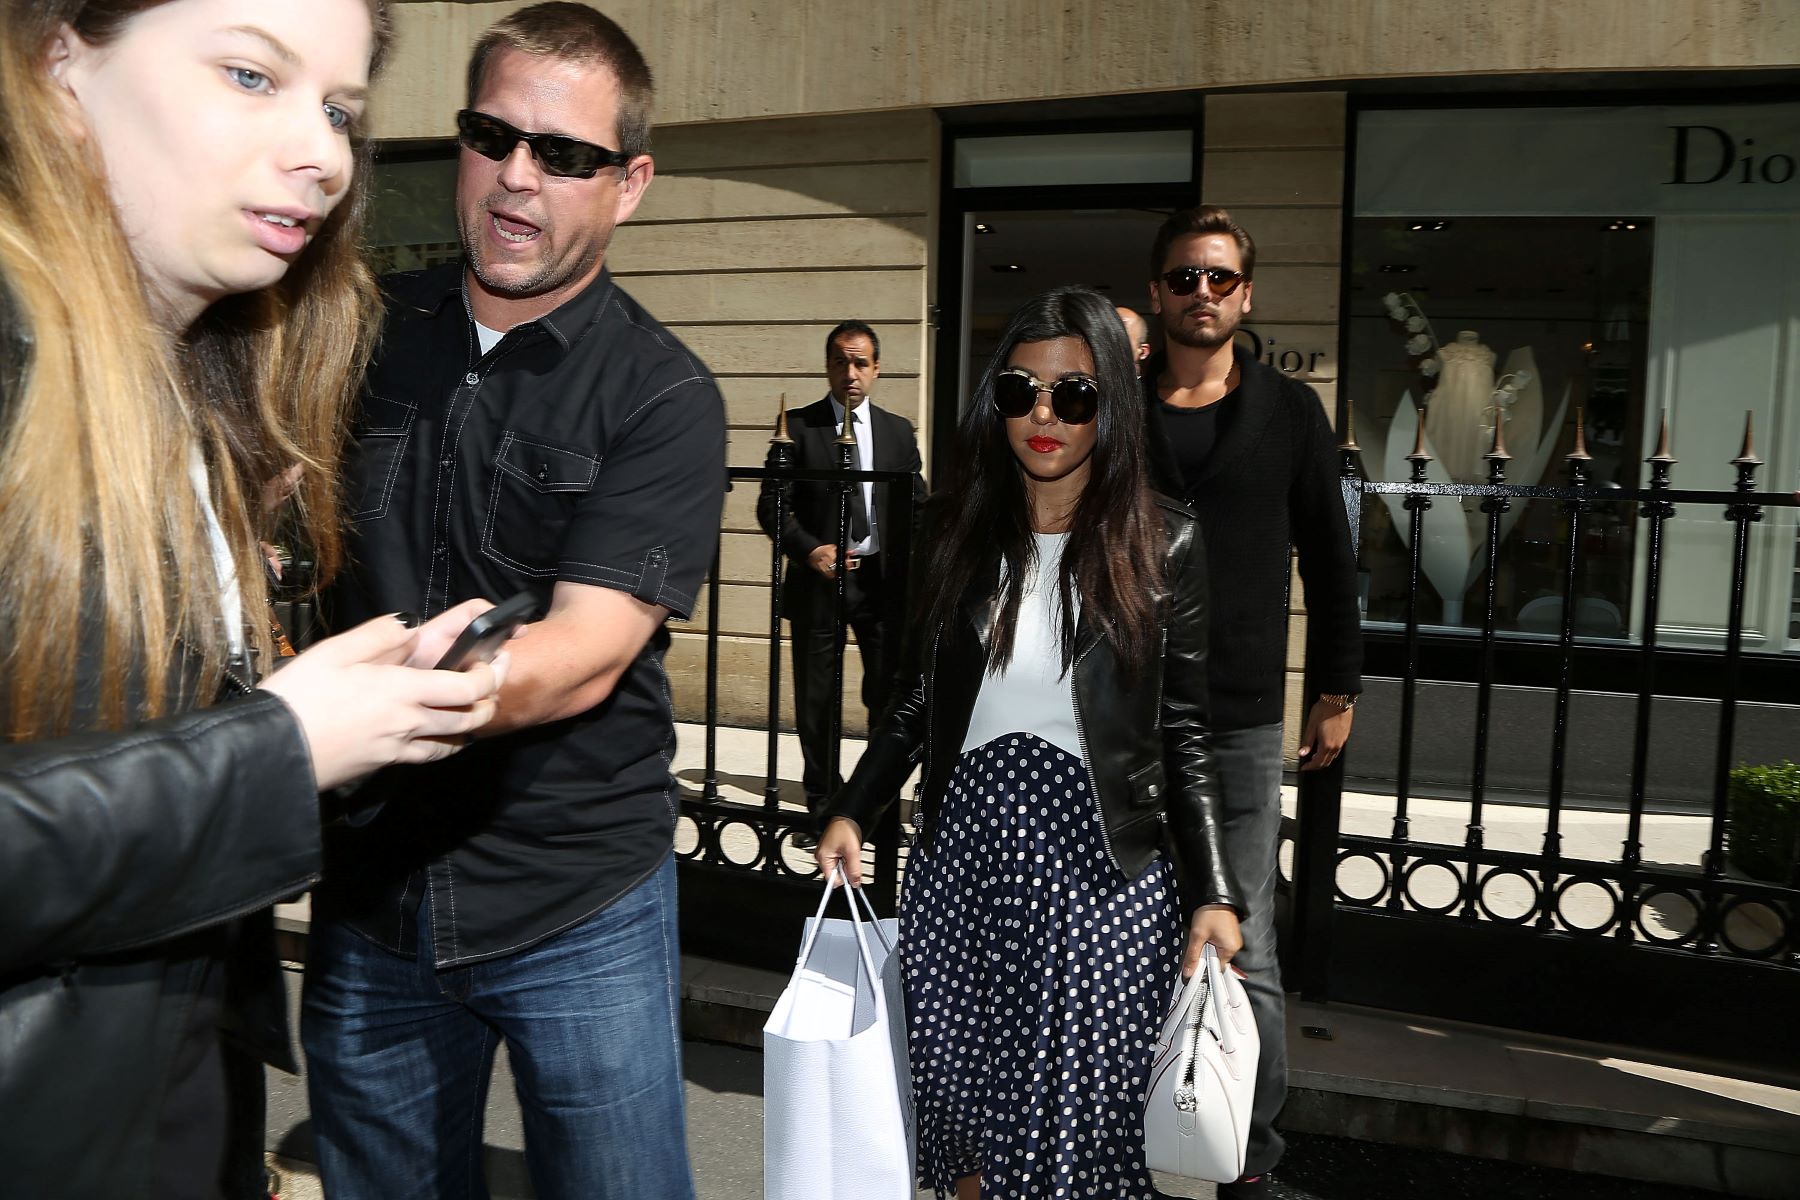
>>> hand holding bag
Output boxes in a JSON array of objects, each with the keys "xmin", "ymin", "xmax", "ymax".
[
  {"xmin": 1143, "ymin": 942, "xmax": 1261, "ymax": 1183},
  {"xmin": 763, "ymin": 871, "xmax": 915, "ymax": 1200}
]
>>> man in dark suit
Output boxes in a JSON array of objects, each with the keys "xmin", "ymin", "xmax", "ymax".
[{"xmin": 756, "ymin": 321, "xmax": 927, "ymax": 827}]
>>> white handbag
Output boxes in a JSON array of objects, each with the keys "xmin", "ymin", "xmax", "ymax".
[
  {"xmin": 1143, "ymin": 942, "xmax": 1260, "ymax": 1183},
  {"xmin": 763, "ymin": 871, "xmax": 915, "ymax": 1200}
]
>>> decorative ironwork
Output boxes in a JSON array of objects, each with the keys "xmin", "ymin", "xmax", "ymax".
[
  {"xmin": 678, "ymin": 450, "xmax": 919, "ymax": 966},
  {"xmin": 1294, "ymin": 402, "xmax": 1799, "ymax": 1062}
]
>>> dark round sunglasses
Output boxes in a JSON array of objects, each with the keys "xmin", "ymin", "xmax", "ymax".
[
  {"xmin": 992, "ymin": 369, "xmax": 1100, "ymax": 426},
  {"xmin": 455, "ymin": 110, "xmax": 630, "ymax": 179},
  {"xmin": 1161, "ymin": 265, "xmax": 1247, "ymax": 298}
]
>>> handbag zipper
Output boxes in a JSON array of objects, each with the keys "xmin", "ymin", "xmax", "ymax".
[{"xmin": 1174, "ymin": 967, "xmax": 1216, "ymax": 1113}]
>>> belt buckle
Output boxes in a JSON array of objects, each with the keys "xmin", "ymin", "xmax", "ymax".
[{"xmin": 845, "ymin": 555, "xmax": 862, "ymax": 571}]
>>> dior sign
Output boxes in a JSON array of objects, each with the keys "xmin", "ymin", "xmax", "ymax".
[{"xmin": 1667, "ymin": 125, "xmax": 1797, "ymax": 187}]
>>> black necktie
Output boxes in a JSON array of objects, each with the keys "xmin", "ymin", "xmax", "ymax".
[{"xmin": 846, "ymin": 411, "xmax": 871, "ymax": 544}]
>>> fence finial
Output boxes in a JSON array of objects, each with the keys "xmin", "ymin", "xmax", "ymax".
[
  {"xmin": 1731, "ymin": 410, "xmax": 1763, "ymax": 467},
  {"xmin": 1649, "ymin": 408, "xmax": 1676, "ymax": 465},
  {"xmin": 1566, "ymin": 407, "xmax": 1592, "ymax": 463},
  {"xmin": 835, "ymin": 399, "xmax": 857, "ymax": 446},
  {"xmin": 1484, "ymin": 415, "xmax": 1512, "ymax": 462},
  {"xmin": 1406, "ymin": 415, "xmax": 1432, "ymax": 464},
  {"xmin": 1338, "ymin": 396, "xmax": 1361, "ymax": 452},
  {"xmin": 770, "ymin": 392, "xmax": 793, "ymax": 445}
]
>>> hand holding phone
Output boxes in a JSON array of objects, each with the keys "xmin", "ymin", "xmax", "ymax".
[{"xmin": 435, "ymin": 591, "xmax": 540, "ymax": 670}]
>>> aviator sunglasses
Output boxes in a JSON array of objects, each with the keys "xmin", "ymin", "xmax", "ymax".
[
  {"xmin": 992, "ymin": 369, "xmax": 1100, "ymax": 426},
  {"xmin": 456, "ymin": 110, "xmax": 631, "ymax": 179},
  {"xmin": 1160, "ymin": 265, "xmax": 1247, "ymax": 298}
]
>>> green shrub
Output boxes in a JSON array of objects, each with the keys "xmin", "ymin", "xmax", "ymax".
[{"xmin": 1726, "ymin": 760, "xmax": 1800, "ymax": 884}]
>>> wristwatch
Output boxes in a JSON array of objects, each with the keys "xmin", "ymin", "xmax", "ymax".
[{"xmin": 1318, "ymin": 692, "xmax": 1360, "ymax": 710}]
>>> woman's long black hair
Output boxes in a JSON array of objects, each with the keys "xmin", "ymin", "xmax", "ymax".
[{"xmin": 918, "ymin": 286, "xmax": 1166, "ymax": 680}]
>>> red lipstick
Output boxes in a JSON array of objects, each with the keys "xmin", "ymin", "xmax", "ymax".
[{"xmin": 1027, "ymin": 436, "xmax": 1062, "ymax": 453}]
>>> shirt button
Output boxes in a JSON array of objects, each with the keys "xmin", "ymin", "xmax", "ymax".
[
  {"xmin": 464, "ymin": 372, "xmax": 479, "ymax": 386},
  {"xmin": 433, "ymin": 545, "xmax": 449, "ymax": 558}
]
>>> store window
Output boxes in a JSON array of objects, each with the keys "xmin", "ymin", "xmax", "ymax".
[
  {"xmin": 1347, "ymin": 103, "xmax": 1800, "ymax": 653},
  {"xmin": 367, "ymin": 156, "xmax": 459, "ymax": 274}
]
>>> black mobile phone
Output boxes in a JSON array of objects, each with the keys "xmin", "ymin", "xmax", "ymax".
[{"xmin": 434, "ymin": 591, "xmax": 540, "ymax": 670}]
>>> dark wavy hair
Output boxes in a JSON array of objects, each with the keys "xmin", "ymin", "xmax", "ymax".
[{"xmin": 918, "ymin": 286, "xmax": 1166, "ymax": 680}]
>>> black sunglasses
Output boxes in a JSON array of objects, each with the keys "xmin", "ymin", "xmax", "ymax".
[
  {"xmin": 1160, "ymin": 265, "xmax": 1247, "ymax": 298},
  {"xmin": 992, "ymin": 369, "xmax": 1100, "ymax": 425},
  {"xmin": 455, "ymin": 110, "xmax": 630, "ymax": 179}
]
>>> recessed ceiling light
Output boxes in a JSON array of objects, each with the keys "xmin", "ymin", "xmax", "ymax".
[
  {"xmin": 990, "ymin": 263, "xmax": 1025, "ymax": 273},
  {"xmin": 973, "ymin": 223, "xmax": 995, "ymax": 234},
  {"xmin": 1378, "ymin": 264, "xmax": 1417, "ymax": 274},
  {"xmin": 1407, "ymin": 220, "xmax": 1451, "ymax": 232},
  {"xmin": 1604, "ymin": 220, "xmax": 1643, "ymax": 232}
]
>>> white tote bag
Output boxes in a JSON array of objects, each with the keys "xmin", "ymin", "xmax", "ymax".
[
  {"xmin": 1143, "ymin": 942, "xmax": 1261, "ymax": 1183},
  {"xmin": 764, "ymin": 872, "xmax": 915, "ymax": 1200}
]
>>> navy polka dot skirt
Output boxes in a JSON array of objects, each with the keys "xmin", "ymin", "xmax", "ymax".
[{"xmin": 899, "ymin": 734, "xmax": 1182, "ymax": 1199}]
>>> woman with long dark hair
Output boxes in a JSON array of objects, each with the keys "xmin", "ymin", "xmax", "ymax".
[
  {"xmin": 0, "ymin": 3, "xmax": 505, "ymax": 1194},
  {"xmin": 817, "ymin": 286, "xmax": 1244, "ymax": 1199}
]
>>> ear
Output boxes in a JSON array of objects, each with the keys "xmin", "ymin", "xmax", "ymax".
[
  {"xmin": 611, "ymin": 153, "xmax": 655, "ymax": 224},
  {"xmin": 1240, "ymin": 280, "xmax": 1253, "ymax": 317},
  {"xmin": 44, "ymin": 24, "xmax": 93, "ymax": 139},
  {"xmin": 1147, "ymin": 279, "xmax": 1162, "ymax": 315}
]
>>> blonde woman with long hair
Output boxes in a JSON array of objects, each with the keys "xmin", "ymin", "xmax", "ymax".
[{"xmin": 0, "ymin": 2, "xmax": 507, "ymax": 1194}]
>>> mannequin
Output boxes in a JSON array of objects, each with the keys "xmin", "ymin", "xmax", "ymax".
[{"xmin": 1428, "ymin": 330, "xmax": 1497, "ymax": 483}]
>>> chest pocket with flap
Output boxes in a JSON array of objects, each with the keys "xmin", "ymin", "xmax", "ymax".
[{"xmin": 481, "ymin": 431, "xmax": 601, "ymax": 576}]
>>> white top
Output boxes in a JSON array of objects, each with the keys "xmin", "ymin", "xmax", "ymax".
[
  {"xmin": 961, "ymin": 532, "xmax": 1082, "ymax": 759},
  {"xmin": 188, "ymin": 446, "xmax": 245, "ymax": 657},
  {"xmin": 826, "ymin": 394, "xmax": 878, "ymax": 556}
]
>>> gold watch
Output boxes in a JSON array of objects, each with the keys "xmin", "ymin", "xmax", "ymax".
[{"xmin": 1319, "ymin": 692, "xmax": 1359, "ymax": 710}]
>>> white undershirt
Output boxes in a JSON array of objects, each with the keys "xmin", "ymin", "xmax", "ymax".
[
  {"xmin": 961, "ymin": 532, "xmax": 1082, "ymax": 759},
  {"xmin": 475, "ymin": 319, "xmax": 506, "ymax": 356},
  {"xmin": 188, "ymin": 446, "xmax": 245, "ymax": 657}
]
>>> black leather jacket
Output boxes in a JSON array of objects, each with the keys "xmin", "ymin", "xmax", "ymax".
[
  {"xmin": 0, "ymin": 681, "xmax": 321, "ymax": 1198},
  {"xmin": 830, "ymin": 496, "xmax": 1240, "ymax": 916}
]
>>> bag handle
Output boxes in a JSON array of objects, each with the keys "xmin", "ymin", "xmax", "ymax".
[
  {"xmin": 790, "ymin": 867, "xmax": 883, "ymax": 1002},
  {"xmin": 847, "ymin": 877, "xmax": 896, "ymax": 956}
]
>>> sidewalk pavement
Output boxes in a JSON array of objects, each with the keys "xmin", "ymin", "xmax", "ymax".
[{"xmin": 261, "ymin": 723, "xmax": 1800, "ymax": 1198}]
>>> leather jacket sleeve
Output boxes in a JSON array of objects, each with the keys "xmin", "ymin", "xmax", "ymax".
[
  {"xmin": 0, "ymin": 691, "xmax": 321, "ymax": 972},
  {"xmin": 1161, "ymin": 526, "xmax": 1242, "ymax": 916},
  {"xmin": 828, "ymin": 667, "xmax": 927, "ymax": 836}
]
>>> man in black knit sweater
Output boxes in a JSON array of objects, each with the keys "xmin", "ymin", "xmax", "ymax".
[{"xmin": 1141, "ymin": 206, "xmax": 1364, "ymax": 1198}]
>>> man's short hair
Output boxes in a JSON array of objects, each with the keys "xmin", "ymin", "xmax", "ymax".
[
  {"xmin": 1148, "ymin": 205, "xmax": 1257, "ymax": 282},
  {"xmin": 467, "ymin": 3, "xmax": 655, "ymax": 160},
  {"xmin": 825, "ymin": 320, "xmax": 880, "ymax": 363}
]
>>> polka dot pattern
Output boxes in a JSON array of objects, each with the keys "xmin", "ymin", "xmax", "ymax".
[{"xmin": 899, "ymin": 734, "xmax": 1181, "ymax": 1199}]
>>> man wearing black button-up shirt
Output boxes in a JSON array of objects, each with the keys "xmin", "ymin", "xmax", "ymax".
[{"xmin": 301, "ymin": 8, "xmax": 723, "ymax": 1199}]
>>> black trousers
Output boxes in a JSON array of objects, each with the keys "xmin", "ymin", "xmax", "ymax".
[{"xmin": 789, "ymin": 553, "xmax": 901, "ymax": 816}]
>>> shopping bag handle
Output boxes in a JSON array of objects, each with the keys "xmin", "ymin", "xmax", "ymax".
[
  {"xmin": 791, "ymin": 867, "xmax": 883, "ymax": 1000},
  {"xmin": 847, "ymin": 877, "xmax": 895, "ymax": 956}
]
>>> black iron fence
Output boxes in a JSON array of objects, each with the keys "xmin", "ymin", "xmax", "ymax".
[
  {"xmin": 272, "ymin": 387, "xmax": 1792, "ymax": 1062},
  {"xmin": 676, "ymin": 413, "xmax": 919, "ymax": 967},
  {"xmin": 1287, "ymin": 409, "xmax": 1799, "ymax": 1065}
]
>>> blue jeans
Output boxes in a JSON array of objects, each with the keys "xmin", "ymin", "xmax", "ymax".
[
  {"xmin": 300, "ymin": 856, "xmax": 694, "ymax": 1200},
  {"xmin": 1211, "ymin": 722, "xmax": 1290, "ymax": 1178}
]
